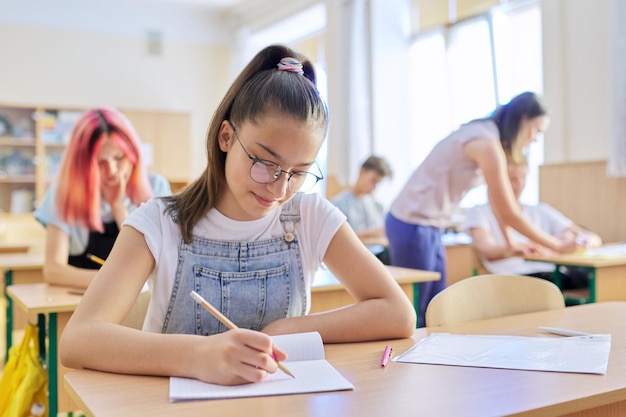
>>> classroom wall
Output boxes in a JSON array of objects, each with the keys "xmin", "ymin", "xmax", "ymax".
[
  {"xmin": 542, "ymin": 0, "xmax": 611, "ymax": 163},
  {"xmin": 0, "ymin": 0, "xmax": 617, "ymax": 186},
  {"xmin": 540, "ymin": 161, "xmax": 626, "ymax": 242},
  {"xmin": 0, "ymin": 0, "xmax": 233, "ymax": 179}
]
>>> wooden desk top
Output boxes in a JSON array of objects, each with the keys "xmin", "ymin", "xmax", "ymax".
[
  {"xmin": 312, "ymin": 265, "xmax": 440, "ymax": 292},
  {"xmin": 6, "ymin": 283, "xmax": 82, "ymax": 314},
  {"xmin": 0, "ymin": 252, "xmax": 44, "ymax": 270},
  {"xmin": 525, "ymin": 244, "xmax": 626, "ymax": 268},
  {"xmin": 360, "ymin": 233, "xmax": 473, "ymax": 248},
  {"xmin": 65, "ymin": 302, "xmax": 626, "ymax": 417},
  {"xmin": 0, "ymin": 241, "xmax": 30, "ymax": 253},
  {"xmin": 5, "ymin": 265, "xmax": 438, "ymax": 313},
  {"xmin": 359, "ymin": 236, "xmax": 389, "ymax": 247}
]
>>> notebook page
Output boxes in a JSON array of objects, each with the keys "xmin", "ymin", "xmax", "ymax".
[
  {"xmin": 395, "ymin": 333, "xmax": 611, "ymax": 375},
  {"xmin": 271, "ymin": 332, "xmax": 325, "ymax": 362},
  {"xmin": 169, "ymin": 360, "xmax": 354, "ymax": 402},
  {"xmin": 585, "ymin": 244, "xmax": 626, "ymax": 257}
]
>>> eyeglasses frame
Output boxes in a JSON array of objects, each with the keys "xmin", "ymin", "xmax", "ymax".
[{"xmin": 228, "ymin": 121, "xmax": 324, "ymax": 193}]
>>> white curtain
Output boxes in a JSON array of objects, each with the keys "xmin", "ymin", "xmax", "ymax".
[
  {"xmin": 325, "ymin": 0, "xmax": 372, "ymax": 186},
  {"xmin": 608, "ymin": 0, "xmax": 626, "ymax": 177}
]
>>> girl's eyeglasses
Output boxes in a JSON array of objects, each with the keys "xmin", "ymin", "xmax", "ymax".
[{"xmin": 230, "ymin": 122, "xmax": 323, "ymax": 193}]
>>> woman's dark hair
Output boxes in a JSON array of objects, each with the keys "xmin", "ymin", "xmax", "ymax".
[{"xmin": 489, "ymin": 92, "xmax": 547, "ymax": 162}]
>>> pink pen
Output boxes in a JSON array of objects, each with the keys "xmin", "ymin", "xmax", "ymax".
[{"xmin": 381, "ymin": 345, "xmax": 393, "ymax": 367}]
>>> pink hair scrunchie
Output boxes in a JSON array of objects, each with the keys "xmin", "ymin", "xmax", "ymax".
[{"xmin": 277, "ymin": 57, "xmax": 304, "ymax": 75}]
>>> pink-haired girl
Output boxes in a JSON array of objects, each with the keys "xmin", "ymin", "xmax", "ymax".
[{"xmin": 34, "ymin": 107, "xmax": 171, "ymax": 288}]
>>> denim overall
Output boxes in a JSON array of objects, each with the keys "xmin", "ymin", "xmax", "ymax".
[{"xmin": 162, "ymin": 194, "xmax": 306, "ymax": 335}]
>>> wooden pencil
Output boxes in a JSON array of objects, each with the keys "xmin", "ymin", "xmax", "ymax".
[
  {"xmin": 189, "ymin": 290, "xmax": 295, "ymax": 378},
  {"xmin": 86, "ymin": 253, "xmax": 106, "ymax": 266}
]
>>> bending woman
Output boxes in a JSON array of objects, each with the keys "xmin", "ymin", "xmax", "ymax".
[{"xmin": 386, "ymin": 92, "xmax": 577, "ymax": 326}]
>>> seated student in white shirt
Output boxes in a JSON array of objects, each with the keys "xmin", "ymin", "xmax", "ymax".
[
  {"xmin": 463, "ymin": 158, "xmax": 602, "ymax": 289},
  {"xmin": 331, "ymin": 155, "xmax": 392, "ymax": 240}
]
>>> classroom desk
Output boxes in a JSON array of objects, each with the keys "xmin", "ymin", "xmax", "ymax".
[
  {"xmin": 1, "ymin": 253, "xmax": 44, "ymax": 350},
  {"xmin": 6, "ymin": 283, "xmax": 82, "ymax": 416},
  {"xmin": 311, "ymin": 265, "xmax": 440, "ymax": 314},
  {"xmin": 0, "ymin": 253, "xmax": 44, "ymax": 285},
  {"xmin": 525, "ymin": 244, "xmax": 626, "ymax": 303},
  {"xmin": 358, "ymin": 236, "xmax": 389, "ymax": 247},
  {"xmin": 0, "ymin": 241, "xmax": 30, "ymax": 253},
  {"xmin": 360, "ymin": 233, "xmax": 477, "ymax": 286},
  {"xmin": 64, "ymin": 301, "xmax": 626, "ymax": 417},
  {"xmin": 5, "ymin": 266, "xmax": 437, "ymax": 417},
  {"xmin": 358, "ymin": 236, "xmax": 390, "ymax": 264}
]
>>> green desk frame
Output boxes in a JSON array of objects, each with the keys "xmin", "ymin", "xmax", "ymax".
[
  {"xmin": 549, "ymin": 264, "xmax": 595, "ymax": 306},
  {"xmin": 4, "ymin": 270, "xmax": 60, "ymax": 417}
]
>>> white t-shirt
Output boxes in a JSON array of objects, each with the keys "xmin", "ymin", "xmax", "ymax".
[
  {"xmin": 124, "ymin": 192, "xmax": 346, "ymax": 332},
  {"xmin": 331, "ymin": 190, "xmax": 384, "ymax": 233},
  {"xmin": 463, "ymin": 203, "xmax": 573, "ymax": 274},
  {"xmin": 390, "ymin": 120, "xmax": 496, "ymax": 228}
]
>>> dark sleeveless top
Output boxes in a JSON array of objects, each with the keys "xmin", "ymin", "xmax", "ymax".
[{"xmin": 67, "ymin": 221, "xmax": 119, "ymax": 269}]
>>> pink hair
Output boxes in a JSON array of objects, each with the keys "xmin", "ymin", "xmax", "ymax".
[{"xmin": 55, "ymin": 107, "xmax": 153, "ymax": 232}]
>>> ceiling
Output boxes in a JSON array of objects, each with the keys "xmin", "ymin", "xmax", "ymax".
[{"xmin": 142, "ymin": 0, "xmax": 247, "ymax": 10}]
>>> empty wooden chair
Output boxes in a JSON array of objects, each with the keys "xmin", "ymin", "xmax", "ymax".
[{"xmin": 425, "ymin": 274, "xmax": 565, "ymax": 327}]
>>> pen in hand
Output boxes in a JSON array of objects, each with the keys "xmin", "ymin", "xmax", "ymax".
[{"xmin": 189, "ymin": 290, "xmax": 295, "ymax": 378}]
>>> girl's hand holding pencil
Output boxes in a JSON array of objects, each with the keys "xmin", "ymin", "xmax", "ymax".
[{"xmin": 189, "ymin": 291, "xmax": 295, "ymax": 378}]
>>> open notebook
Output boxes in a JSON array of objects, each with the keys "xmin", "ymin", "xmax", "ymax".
[
  {"xmin": 395, "ymin": 333, "xmax": 611, "ymax": 375},
  {"xmin": 169, "ymin": 331, "xmax": 354, "ymax": 402}
]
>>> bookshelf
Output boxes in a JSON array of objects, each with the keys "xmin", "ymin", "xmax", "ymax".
[{"xmin": 0, "ymin": 104, "xmax": 191, "ymax": 215}]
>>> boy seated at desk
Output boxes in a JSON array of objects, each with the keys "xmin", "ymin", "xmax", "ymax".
[
  {"xmin": 331, "ymin": 155, "xmax": 392, "ymax": 263},
  {"xmin": 462, "ymin": 158, "xmax": 602, "ymax": 289},
  {"xmin": 330, "ymin": 155, "xmax": 392, "ymax": 240}
]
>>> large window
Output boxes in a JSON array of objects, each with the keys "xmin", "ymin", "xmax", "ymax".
[{"xmin": 409, "ymin": 1, "xmax": 543, "ymax": 211}]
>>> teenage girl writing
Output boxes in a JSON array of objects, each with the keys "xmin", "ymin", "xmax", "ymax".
[{"xmin": 60, "ymin": 45, "xmax": 416, "ymax": 386}]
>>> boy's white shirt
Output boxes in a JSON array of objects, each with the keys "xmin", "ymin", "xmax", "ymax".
[{"xmin": 463, "ymin": 202, "xmax": 572, "ymax": 275}]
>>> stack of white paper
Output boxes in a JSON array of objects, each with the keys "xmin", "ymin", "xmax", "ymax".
[{"xmin": 395, "ymin": 333, "xmax": 611, "ymax": 375}]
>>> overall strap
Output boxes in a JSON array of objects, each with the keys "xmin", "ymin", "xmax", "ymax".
[{"xmin": 279, "ymin": 193, "xmax": 303, "ymax": 243}]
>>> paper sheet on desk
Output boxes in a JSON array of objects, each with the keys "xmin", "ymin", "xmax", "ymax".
[
  {"xmin": 394, "ymin": 333, "xmax": 611, "ymax": 375},
  {"xmin": 584, "ymin": 244, "xmax": 626, "ymax": 257}
]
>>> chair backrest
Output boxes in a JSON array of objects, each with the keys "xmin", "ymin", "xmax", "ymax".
[
  {"xmin": 425, "ymin": 274, "xmax": 565, "ymax": 327},
  {"xmin": 121, "ymin": 290, "xmax": 151, "ymax": 330}
]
